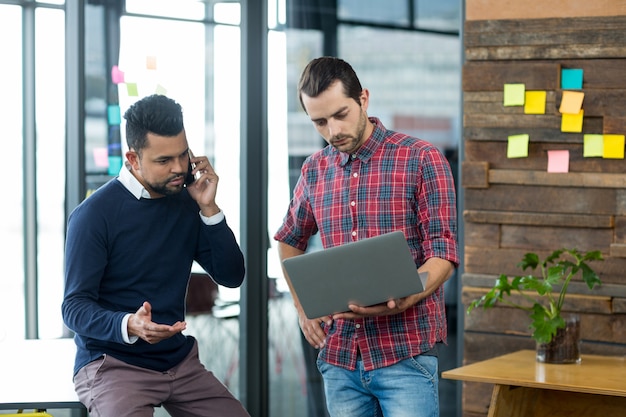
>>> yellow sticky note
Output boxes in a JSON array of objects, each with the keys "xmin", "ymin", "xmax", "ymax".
[
  {"xmin": 583, "ymin": 134, "xmax": 604, "ymax": 157},
  {"xmin": 507, "ymin": 134, "xmax": 529, "ymax": 158},
  {"xmin": 561, "ymin": 110, "xmax": 584, "ymax": 133},
  {"xmin": 524, "ymin": 91, "xmax": 547, "ymax": 114},
  {"xmin": 603, "ymin": 134, "xmax": 625, "ymax": 159},
  {"xmin": 504, "ymin": 84, "xmax": 525, "ymax": 106},
  {"xmin": 547, "ymin": 150, "xmax": 569, "ymax": 173},
  {"xmin": 559, "ymin": 91, "xmax": 584, "ymax": 114},
  {"xmin": 155, "ymin": 84, "xmax": 168, "ymax": 95},
  {"xmin": 146, "ymin": 55, "xmax": 157, "ymax": 70}
]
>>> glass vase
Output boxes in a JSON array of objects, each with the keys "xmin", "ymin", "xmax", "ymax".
[{"xmin": 536, "ymin": 314, "xmax": 581, "ymax": 364}]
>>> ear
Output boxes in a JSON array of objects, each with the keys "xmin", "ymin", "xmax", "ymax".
[
  {"xmin": 359, "ymin": 88, "xmax": 370, "ymax": 112},
  {"xmin": 125, "ymin": 150, "xmax": 140, "ymax": 171}
]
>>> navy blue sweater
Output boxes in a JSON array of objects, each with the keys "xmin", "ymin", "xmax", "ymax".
[{"xmin": 62, "ymin": 179, "xmax": 245, "ymax": 375}]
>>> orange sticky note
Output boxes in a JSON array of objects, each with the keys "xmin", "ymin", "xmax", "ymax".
[
  {"xmin": 547, "ymin": 150, "xmax": 569, "ymax": 173},
  {"xmin": 603, "ymin": 134, "xmax": 625, "ymax": 159},
  {"xmin": 559, "ymin": 91, "xmax": 584, "ymax": 114},
  {"xmin": 561, "ymin": 110, "xmax": 584, "ymax": 133},
  {"xmin": 146, "ymin": 55, "xmax": 157, "ymax": 70}
]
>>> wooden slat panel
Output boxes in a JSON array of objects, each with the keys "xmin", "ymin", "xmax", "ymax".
[
  {"xmin": 465, "ymin": 15, "xmax": 626, "ymax": 45},
  {"xmin": 610, "ymin": 244, "xmax": 626, "ymax": 258},
  {"xmin": 466, "ymin": 1, "xmax": 626, "ymax": 21},
  {"xmin": 465, "ymin": 308, "xmax": 625, "ymax": 344},
  {"xmin": 500, "ymin": 224, "xmax": 612, "ymax": 252},
  {"xmin": 464, "ymin": 222, "xmax": 500, "ymax": 248},
  {"xmin": 463, "ymin": 273, "xmax": 626, "ymax": 298},
  {"xmin": 616, "ymin": 190, "xmax": 626, "ymax": 216},
  {"xmin": 613, "ymin": 216, "xmax": 626, "ymax": 243},
  {"xmin": 614, "ymin": 298, "xmax": 626, "ymax": 313},
  {"xmin": 464, "ymin": 114, "xmax": 602, "ymax": 132},
  {"xmin": 465, "ymin": 185, "xmax": 616, "ymax": 215},
  {"xmin": 604, "ymin": 116, "xmax": 626, "ymax": 134},
  {"xmin": 462, "ymin": 161, "xmax": 490, "ymax": 188},
  {"xmin": 464, "ymin": 126, "xmax": 601, "ymax": 142},
  {"xmin": 464, "ymin": 209, "xmax": 613, "ymax": 228},
  {"xmin": 463, "ymin": 247, "xmax": 626, "ymax": 286},
  {"xmin": 463, "ymin": 287, "xmax": 613, "ymax": 315},
  {"xmin": 463, "ymin": 61, "xmax": 558, "ymax": 91},
  {"xmin": 464, "ymin": 91, "xmax": 559, "ymax": 116},
  {"xmin": 464, "ymin": 114, "xmax": 560, "ymax": 129},
  {"xmin": 489, "ymin": 169, "xmax": 626, "ymax": 188},
  {"xmin": 466, "ymin": 44, "xmax": 626, "ymax": 61},
  {"xmin": 466, "ymin": 29, "xmax": 626, "ymax": 51},
  {"xmin": 464, "ymin": 59, "xmax": 626, "ymax": 91},
  {"xmin": 465, "ymin": 90, "xmax": 626, "ymax": 118},
  {"xmin": 465, "ymin": 141, "xmax": 626, "ymax": 173}
]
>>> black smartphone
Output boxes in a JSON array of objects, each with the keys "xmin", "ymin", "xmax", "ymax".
[
  {"xmin": 184, "ymin": 151, "xmax": 197, "ymax": 186},
  {"xmin": 184, "ymin": 160, "xmax": 196, "ymax": 186}
]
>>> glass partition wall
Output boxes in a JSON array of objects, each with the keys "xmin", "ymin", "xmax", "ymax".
[{"xmin": 3, "ymin": 0, "xmax": 461, "ymax": 415}]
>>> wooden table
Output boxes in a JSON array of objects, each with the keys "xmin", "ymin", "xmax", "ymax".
[
  {"xmin": 0, "ymin": 338, "xmax": 87, "ymax": 416},
  {"xmin": 442, "ymin": 350, "xmax": 626, "ymax": 417}
]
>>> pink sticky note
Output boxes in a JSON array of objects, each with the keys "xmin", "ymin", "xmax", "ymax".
[
  {"xmin": 547, "ymin": 150, "xmax": 569, "ymax": 173},
  {"xmin": 111, "ymin": 65, "xmax": 125, "ymax": 84},
  {"xmin": 93, "ymin": 147, "xmax": 109, "ymax": 168}
]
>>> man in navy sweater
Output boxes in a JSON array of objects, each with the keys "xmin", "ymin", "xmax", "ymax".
[{"xmin": 62, "ymin": 94, "xmax": 250, "ymax": 417}]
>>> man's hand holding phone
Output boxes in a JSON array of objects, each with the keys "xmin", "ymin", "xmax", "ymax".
[{"xmin": 186, "ymin": 150, "xmax": 220, "ymax": 217}]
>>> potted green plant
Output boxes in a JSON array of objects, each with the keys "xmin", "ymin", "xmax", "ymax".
[{"xmin": 466, "ymin": 248, "xmax": 603, "ymax": 363}]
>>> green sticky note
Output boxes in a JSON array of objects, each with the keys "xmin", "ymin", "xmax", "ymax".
[
  {"xmin": 561, "ymin": 110, "xmax": 584, "ymax": 133},
  {"xmin": 507, "ymin": 134, "xmax": 529, "ymax": 158},
  {"xmin": 504, "ymin": 83, "xmax": 525, "ymax": 106},
  {"xmin": 126, "ymin": 82, "xmax": 139, "ymax": 97},
  {"xmin": 561, "ymin": 68, "xmax": 583, "ymax": 90},
  {"xmin": 603, "ymin": 134, "xmax": 625, "ymax": 159},
  {"xmin": 524, "ymin": 91, "xmax": 547, "ymax": 114},
  {"xmin": 583, "ymin": 134, "xmax": 604, "ymax": 157}
]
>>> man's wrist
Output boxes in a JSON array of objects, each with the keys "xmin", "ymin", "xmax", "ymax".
[{"xmin": 200, "ymin": 208, "xmax": 224, "ymax": 225}]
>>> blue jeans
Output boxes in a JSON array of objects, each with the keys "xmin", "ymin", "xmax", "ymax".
[{"xmin": 317, "ymin": 354, "xmax": 439, "ymax": 417}]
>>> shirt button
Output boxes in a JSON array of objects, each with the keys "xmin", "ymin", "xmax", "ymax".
[
  {"xmin": 350, "ymin": 201, "xmax": 356, "ymax": 207},
  {"xmin": 353, "ymin": 173, "xmax": 358, "ymax": 178},
  {"xmin": 351, "ymin": 154, "xmax": 356, "ymax": 159},
  {"xmin": 351, "ymin": 231, "xmax": 357, "ymax": 237},
  {"xmin": 355, "ymin": 324, "xmax": 361, "ymax": 329}
]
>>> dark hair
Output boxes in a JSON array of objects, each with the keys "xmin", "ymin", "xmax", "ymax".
[
  {"xmin": 123, "ymin": 94, "xmax": 184, "ymax": 152},
  {"xmin": 297, "ymin": 56, "xmax": 363, "ymax": 113}
]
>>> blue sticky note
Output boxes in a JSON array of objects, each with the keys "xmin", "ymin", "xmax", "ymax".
[
  {"xmin": 561, "ymin": 69, "xmax": 583, "ymax": 90},
  {"xmin": 107, "ymin": 105, "xmax": 121, "ymax": 125}
]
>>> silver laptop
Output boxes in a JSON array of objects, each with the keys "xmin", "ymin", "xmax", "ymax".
[{"xmin": 282, "ymin": 231, "xmax": 427, "ymax": 318}]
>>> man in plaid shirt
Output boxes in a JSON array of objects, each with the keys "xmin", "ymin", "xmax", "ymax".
[{"xmin": 275, "ymin": 57, "xmax": 459, "ymax": 417}]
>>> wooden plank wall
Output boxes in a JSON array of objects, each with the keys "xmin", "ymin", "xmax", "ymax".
[{"xmin": 461, "ymin": 3, "xmax": 626, "ymax": 416}]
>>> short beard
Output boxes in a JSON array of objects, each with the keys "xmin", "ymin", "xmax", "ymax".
[{"xmin": 147, "ymin": 176, "xmax": 184, "ymax": 196}]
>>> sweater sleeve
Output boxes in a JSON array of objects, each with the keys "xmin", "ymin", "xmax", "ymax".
[
  {"xmin": 61, "ymin": 200, "xmax": 128, "ymax": 344},
  {"xmin": 194, "ymin": 216, "xmax": 246, "ymax": 288}
]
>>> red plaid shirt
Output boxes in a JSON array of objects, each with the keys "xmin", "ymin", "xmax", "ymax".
[{"xmin": 275, "ymin": 117, "xmax": 459, "ymax": 371}]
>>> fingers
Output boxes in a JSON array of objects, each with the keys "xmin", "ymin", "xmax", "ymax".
[
  {"xmin": 189, "ymin": 157, "xmax": 219, "ymax": 185},
  {"xmin": 300, "ymin": 317, "xmax": 328, "ymax": 349}
]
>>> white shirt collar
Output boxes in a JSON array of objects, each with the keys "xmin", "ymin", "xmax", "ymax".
[{"xmin": 117, "ymin": 161, "xmax": 152, "ymax": 199}]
